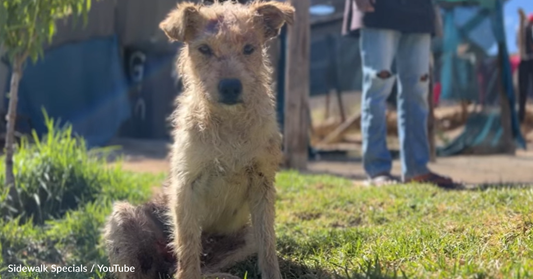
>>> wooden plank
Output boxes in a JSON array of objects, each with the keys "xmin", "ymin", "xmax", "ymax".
[
  {"xmin": 334, "ymin": 88, "xmax": 346, "ymax": 123},
  {"xmin": 318, "ymin": 112, "xmax": 360, "ymax": 145},
  {"xmin": 284, "ymin": 0, "xmax": 310, "ymax": 170}
]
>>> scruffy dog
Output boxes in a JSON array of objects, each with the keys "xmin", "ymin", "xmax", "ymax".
[
  {"xmin": 103, "ymin": 1, "xmax": 294, "ymax": 279},
  {"xmin": 160, "ymin": 1, "xmax": 294, "ymax": 278}
]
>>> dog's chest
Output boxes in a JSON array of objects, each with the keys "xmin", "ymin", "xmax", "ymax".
[
  {"xmin": 200, "ymin": 165, "xmax": 252, "ymax": 233},
  {"xmin": 203, "ymin": 135, "xmax": 266, "ymax": 172}
]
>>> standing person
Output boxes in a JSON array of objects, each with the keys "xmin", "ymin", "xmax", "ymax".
[
  {"xmin": 517, "ymin": 9, "xmax": 533, "ymax": 124},
  {"xmin": 342, "ymin": 0, "xmax": 461, "ymax": 188}
]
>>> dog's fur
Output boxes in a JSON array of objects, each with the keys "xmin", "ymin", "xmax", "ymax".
[{"xmin": 103, "ymin": 1, "xmax": 294, "ymax": 279}]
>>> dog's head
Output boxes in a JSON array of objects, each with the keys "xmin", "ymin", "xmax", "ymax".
[{"xmin": 160, "ymin": 1, "xmax": 294, "ymax": 108}]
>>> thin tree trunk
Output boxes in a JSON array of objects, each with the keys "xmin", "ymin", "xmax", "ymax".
[{"xmin": 5, "ymin": 56, "xmax": 23, "ymax": 212}]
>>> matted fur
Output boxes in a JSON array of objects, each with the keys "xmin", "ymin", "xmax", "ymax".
[
  {"xmin": 161, "ymin": 1, "xmax": 294, "ymax": 279},
  {"xmin": 102, "ymin": 187, "xmax": 174, "ymax": 279},
  {"xmin": 102, "ymin": 186, "xmax": 255, "ymax": 279}
]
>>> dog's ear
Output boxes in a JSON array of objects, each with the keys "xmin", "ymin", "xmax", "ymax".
[
  {"xmin": 252, "ymin": 1, "xmax": 295, "ymax": 40},
  {"xmin": 160, "ymin": 3, "xmax": 204, "ymax": 42}
]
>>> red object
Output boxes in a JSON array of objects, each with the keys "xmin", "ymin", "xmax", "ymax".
[
  {"xmin": 433, "ymin": 82, "xmax": 441, "ymax": 106},
  {"xmin": 510, "ymin": 54, "xmax": 520, "ymax": 74},
  {"xmin": 528, "ymin": 14, "xmax": 533, "ymax": 23}
]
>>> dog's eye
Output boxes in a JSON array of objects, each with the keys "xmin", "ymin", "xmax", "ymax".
[
  {"xmin": 243, "ymin": 44, "xmax": 255, "ymax": 55},
  {"xmin": 198, "ymin": 45, "xmax": 213, "ymax": 56}
]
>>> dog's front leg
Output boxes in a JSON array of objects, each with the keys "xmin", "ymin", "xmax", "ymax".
[
  {"xmin": 171, "ymin": 176, "xmax": 205, "ymax": 279},
  {"xmin": 250, "ymin": 173, "xmax": 282, "ymax": 279}
]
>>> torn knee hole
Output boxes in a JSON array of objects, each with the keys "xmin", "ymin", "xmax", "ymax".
[
  {"xmin": 376, "ymin": 71, "xmax": 392, "ymax": 79},
  {"xmin": 420, "ymin": 74, "xmax": 429, "ymax": 82}
]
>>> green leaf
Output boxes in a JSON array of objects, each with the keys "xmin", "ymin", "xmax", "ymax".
[
  {"xmin": 1, "ymin": 0, "xmax": 101, "ymax": 63},
  {"xmin": 33, "ymin": 193, "xmax": 40, "ymax": 206},
  {"xmin": 48, "ymin": 21, "xmax": 56, "ymax": 43}
]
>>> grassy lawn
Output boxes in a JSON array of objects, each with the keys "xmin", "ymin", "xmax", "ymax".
[{"xmin": 1, "ymin": 120, "xmax": 532, "ymax": 279}]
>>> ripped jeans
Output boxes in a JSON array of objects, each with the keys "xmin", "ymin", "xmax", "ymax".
[{"xmin": 359, "ymin": 28, "xmax": 431, "ymax": 180}]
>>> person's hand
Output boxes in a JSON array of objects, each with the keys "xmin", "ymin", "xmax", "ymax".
[
  {"xmin": 355, "ymin": 0, "xmax": 375, "ymax": 13},
  {"xmin": 518, "ymin": 8, "xmax": 526, "ymax": 21}
]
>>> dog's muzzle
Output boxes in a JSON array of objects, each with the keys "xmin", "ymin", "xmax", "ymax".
[{"xmin": 218, "ymin": 78, "xmax": 243, "ymax": 105}]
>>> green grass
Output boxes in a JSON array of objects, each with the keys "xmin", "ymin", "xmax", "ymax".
[
  {"xmin": 0, "ymin": 115, "xmax": 164, "ymax": 279},
  {"xmin": 226, "ymin": 173, "xmax": 533, "ymax": 279},
  {"xmin": 1, "ymin": 117, "xmax": 533, "ymax": 279}
]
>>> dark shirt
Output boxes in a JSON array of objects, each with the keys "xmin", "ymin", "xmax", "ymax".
[{"xmin": 342, "ymin": 0, "xmax": 437, "ymax": 37}]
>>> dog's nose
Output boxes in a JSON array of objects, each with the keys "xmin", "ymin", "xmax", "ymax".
[{"xmin": 218, "ymin": 79, "xmax": 243, "ymax": 105}]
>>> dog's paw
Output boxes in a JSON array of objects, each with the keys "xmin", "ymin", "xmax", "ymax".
[{"xmin": 202, "ymin": 273, "xmax": 241, "ymax": 279}]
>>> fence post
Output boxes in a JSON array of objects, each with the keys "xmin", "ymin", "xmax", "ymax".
[{"xmin": 284, "ymin": 0, "xmax": 310, "ymax": 170}]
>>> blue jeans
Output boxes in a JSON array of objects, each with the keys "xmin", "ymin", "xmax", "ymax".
[{"xmin": 360, "ymin": 28, "xmax": 431, "ymax": 180}]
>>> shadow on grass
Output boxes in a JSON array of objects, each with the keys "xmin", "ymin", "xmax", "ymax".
[
  {"xmin": 406, "ymin": 182, "xmax": 533, "ymax": 192},
  {"xmin": 309, "ymin": 150, "xmax": 400, "ymax": 163},
  {"xmin": 298, "ymin": 169, "xmax": 368, "ymax": 181},
  {"xmin": 467, "ymin": 182, "xmax": 533, "ymax": 191},
  {"xmin": 227, "ymin": 256, "xmax": 407, "ymax": 279}
]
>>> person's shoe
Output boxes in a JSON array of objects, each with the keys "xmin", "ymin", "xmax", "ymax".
[
  {"xmin": 365, "ymin": 173, "xmax": 400, "ymax": 186},
  {"xmin": 405, "ymin": 172, "xmax": 464, "ymax": 190}
]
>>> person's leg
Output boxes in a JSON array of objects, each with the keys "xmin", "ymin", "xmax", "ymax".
[
  {"xmin": 359, "ymin": 28, "xmax": 400, "ymax": 182},
  {"xmin": 396, "ymin": 33, "xmax": 461, "ymax": 188},
  {"xmin": 525, "ymin": 60, "xmax": 533, "ymax": 119},
  {"xmin": 529, "ymin": 60, "xmax": 533, "ymax": 104},
  {"xmin": 518, "ymin": 59, "xmax": 529, "ymax": 123},
  {"xmin": 395, "ymin": 33, "xmax": 431, "ymax": 180}
]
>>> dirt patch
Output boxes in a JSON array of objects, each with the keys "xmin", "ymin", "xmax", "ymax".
[{"xmin": 309, "ymin": 149, "xmax": 533, "ymax": 185}]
